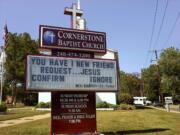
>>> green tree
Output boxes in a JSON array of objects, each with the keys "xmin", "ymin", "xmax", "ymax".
[
  {"xmin": 141, "ymin": 65, "xmax": 159, "ymax": 101},
  {"xmin": 4, "ymin": 32, "xmax": 39, "ymax": 105},
  {"xmin": 158, "ymin": 47, "xmax": 180, "ymax": 98},
  {"xmin": 119, "ymin": 93, "xmax": 133, "ymax": 104},
  {"xmin": 119, "ymin": 71, "xmax": 141, "ymax": 97}
]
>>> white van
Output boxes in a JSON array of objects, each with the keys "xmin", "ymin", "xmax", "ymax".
[{"xmin": 133, "ymin": 97, "xmax": 147, "ymax": 106}]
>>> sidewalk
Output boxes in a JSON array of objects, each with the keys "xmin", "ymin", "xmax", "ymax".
[
  {"xmin": 148, "ymin": 106, "xmax": 180, "ymax": 114},
  {"xmin": 0, "ymin": 113, "xmax": 50, "ymax": 128}
]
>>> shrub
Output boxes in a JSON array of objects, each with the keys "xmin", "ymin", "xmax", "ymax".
[
  {"xmin": 7, "ymin": 103, "xmax": 25, "ymax": 108},
  {"xmin": 96, "ymin": 101, "xmax": 116, "ymax": 108},
  {"xmin": 0, "ymin": 102, "xmax": 7, "ymax": 112},
  {"xmin": 96, "ymin": 102, "xmax": 110, "ymax": 108},
  {"xmin": 173, "ymin": 95, "xmax": 180, "ymax": 104},
  {"xmin": 117, "ymin": 104, "xmax": 136, "ymax": 110},
  {"xmin": 36, "ymin": 102, "xmax": 51, "ymax": 108},
  {"xmin": 23, "ymin": 93, "xmax": 38, "ymax": 106},
  {"xmin": 119, "ymin": 93, "xmax": 134, "ymax": 104}
]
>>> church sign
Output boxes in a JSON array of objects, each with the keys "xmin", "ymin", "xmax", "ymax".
[
  {"xmin": 39, "ymin": 25, "xmax": 106, "ymax": 53},
  {"xmin": 26, "ymin": 55, "xmax": 117, "ymax": 92}
]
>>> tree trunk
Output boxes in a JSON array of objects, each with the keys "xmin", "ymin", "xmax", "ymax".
[{"xmin": 12, "ymin": 82, "xmax": 17, "ymax": 106}]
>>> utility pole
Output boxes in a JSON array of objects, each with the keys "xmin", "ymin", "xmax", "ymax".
[
  {"xmin": 114, "ymin": 51, "xmax": 120, "ymax": 104},
  {"xmin": 150, "ymin": 50, "xmax": 162, "ymax": 103},
  {"xmin": 140, "ymin": 78, "xmax": 144, "ymax": 97},
  {"xmin": 0, "ymin": 50, "xmax": 3, "ymax": 104}
]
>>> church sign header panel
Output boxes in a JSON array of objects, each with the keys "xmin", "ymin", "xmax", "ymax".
[
  {"xmin": 26, "ymin": 55, "xmax": 117, "ymax": 92},
  {"xmin": 39, "ymin": 25, "xmax": 106, "ymax": 54}
]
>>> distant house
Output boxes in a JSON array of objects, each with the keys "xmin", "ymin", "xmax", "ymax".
[{"xmin": 38, "ymin": 49, "xmax": 120, "ymax": 105}]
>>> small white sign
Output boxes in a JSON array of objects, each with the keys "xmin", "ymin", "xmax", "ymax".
[{"xmin": 26, "ymin": 55, "xmax": 117, "ymax": 92}]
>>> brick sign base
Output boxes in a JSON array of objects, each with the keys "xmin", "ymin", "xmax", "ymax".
[{"xmin": 51, "ymin": 91, "xmax": 96, "ymax": 134}]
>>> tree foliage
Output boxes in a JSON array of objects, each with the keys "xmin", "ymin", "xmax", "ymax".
[
  {"xmin": 120, "ymin": 71, "xmax": 141, "ymax": 96},
  {"xmin": 159, "ymin": 47, "xmax": 180, "ymax": 97},
  {"xmin": 4, "ymin": 32, "xmax": 39, "ymax": 105},
  {"xmin": 142, "ymin": 47, "xmax": 180, "ymax": 102},
  {"xmin": 141, "ymin": 65, "xmax": 159, "ymax": 101},
  {"xmin": 119, "ymin": 93, "xmax": 133, "ymax": 104},
  {"xmin": 118, "ymin": 71, "xmax": 141, "ymax": 104}
]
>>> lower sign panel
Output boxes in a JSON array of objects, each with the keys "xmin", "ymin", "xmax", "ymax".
[{"xmin": 51, "ymin": 91, "xmax": 96, "ymax": 134}]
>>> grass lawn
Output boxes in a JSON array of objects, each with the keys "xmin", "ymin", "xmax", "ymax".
[
  {"xmin": 0, "ymin": 108, "xmax": 179, "ymax": 135},
  {"xmin": 0, "ymin": 107, "xmax": 49, "ymax": 121}
]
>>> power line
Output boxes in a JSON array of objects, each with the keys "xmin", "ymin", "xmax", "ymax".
[
  {"xmin": 161, "ymin": 12, "xmax": 180, "ymax": 49},
  {"xmin": 148, "ymin": 0, "xmax": 169, "ymax": 66},
  {"xmin": 144, "ymin": 0, "xmax": 159, "ymax": 68},
  {"xmin": 152, "ymin": 0, "xmax": 169, "ymax": 50}
]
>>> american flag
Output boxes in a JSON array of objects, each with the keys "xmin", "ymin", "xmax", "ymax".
[{"xmin": 3, "ymin": 24, "xmax": 9, "ymax": 48}]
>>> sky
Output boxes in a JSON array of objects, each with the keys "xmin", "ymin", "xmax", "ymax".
[{"xmin": 0, "ymin": 0, "xmax": 180, "ymax": 73}]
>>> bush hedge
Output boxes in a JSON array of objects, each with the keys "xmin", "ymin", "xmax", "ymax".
[
  {"xmin": 0, "ymin": 102, "xmax": 7, "ymax": 112},
  {"xmin": 117, "ymin": 104, "xmax": 136, "ymax": 110},
  {"xmin": 173, "ymin": 95, "xmax": 180, "ymax": 104},
  {"xmin": 36, "ymin": 102, "xmax": 51, "ymax": 108},
  {"xmin": 96, "ymin": 101, "xmax": 116, "ymax": 108}
]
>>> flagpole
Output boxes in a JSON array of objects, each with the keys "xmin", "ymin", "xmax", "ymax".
[
  {"xmin": 0, "ymin": 48, "xmax": 4, "ymax": 104},
  {"xmin": 0, "ymin": 24, "xmax": 8, "ymax": 104}
]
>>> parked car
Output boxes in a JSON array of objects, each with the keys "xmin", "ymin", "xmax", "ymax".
[{"xmin": 146, "ymin": 100, "xmax": 152, "ymax": 105}]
